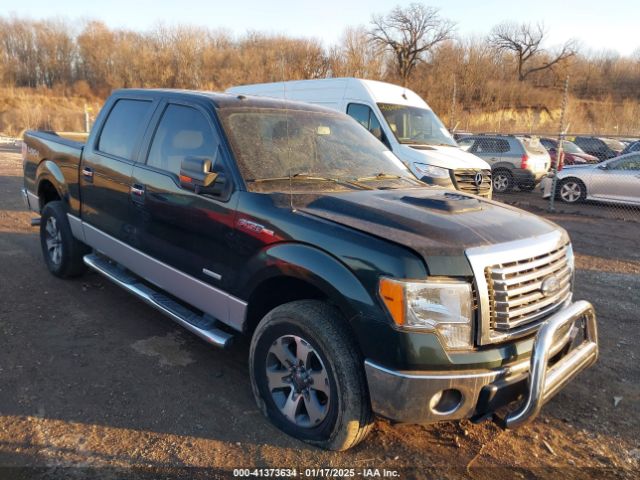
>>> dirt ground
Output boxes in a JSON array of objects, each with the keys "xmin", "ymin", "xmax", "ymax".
[{"xmin": 1, "ymin": 144, "xmax": 638, "ymax": 479}]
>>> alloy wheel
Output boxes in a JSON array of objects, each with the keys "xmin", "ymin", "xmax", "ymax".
[
  {"xmin": 560, "ymin": 181, "xmax": 582, "ymax": 203},
  {"xmin": 493, "ymin": 173, "xmax": 509, "ymax": 192},
  {"xmin": 265, "ymin": 335, "xmax": 331, "ymax": 428},
  {"xmin": 45, "ymin": 217, "xmax": 63, "ymax": 265}
]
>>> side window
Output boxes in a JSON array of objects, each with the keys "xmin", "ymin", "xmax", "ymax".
[
  {"xmin": 496, "ymin": 139, "xmax": 511, "ymax": 153},
  {"xmin": 147, "ymin": 104, "xmax": 220, "ymax": 176},
  {"xmin": 98, "ymin": 99, "xmax": 152, "ymax": 160},
  {"xmin": 540, "ymin": 139, "xmax": 555, "ymax": 150},
  {"xmin": 475, "ymin": 138, "xmax": 497, "ymax": 154},
  {"xmin": 346, "ymin": 103, "xmax": 370, "ymax": 130},
  {"xmin": 346, "ymin": 103, "xmax": 385, "ymax": 142},
  {"xmin": 611, "ymin": 156, "xmax": 640, "ymax": 170}
]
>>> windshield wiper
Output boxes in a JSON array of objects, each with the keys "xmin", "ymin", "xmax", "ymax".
[
  {"xmin": 251, "ymin": 174, "xmax": 374, "ymax": 190},
  {"xmin": 356, "ymin": 172, "xmax": 403, "ymax": 181}
]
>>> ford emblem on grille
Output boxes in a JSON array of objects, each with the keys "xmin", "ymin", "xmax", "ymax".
[
  {"xmin": 474, "ymin": 172, "xmax": 483, "ymax": 187},
  {"xmin": 540, "ymin": 275, "xmax": 561, "ymax": 297}
]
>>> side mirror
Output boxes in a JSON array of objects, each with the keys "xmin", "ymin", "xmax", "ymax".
[
  {"xmin": 180, "ymin": 156, "xmax": 225, "ymax": 194},
  {"xmin": 597, "ymin": 163, "xmax": 609, "ymax": 170}
]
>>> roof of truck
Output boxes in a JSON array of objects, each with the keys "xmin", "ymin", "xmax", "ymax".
[{"xmin": 111, "ymin": 88, "xmax": 340, "ymax": 113}]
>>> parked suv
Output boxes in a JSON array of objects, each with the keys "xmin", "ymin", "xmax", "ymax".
[
  {"xmin": 571, "ymin": 136, "xmax": 624, "ymax": 161},
  {"xmin": 457, "ymin": 135, "xmax": 550, "ymax": 193}
]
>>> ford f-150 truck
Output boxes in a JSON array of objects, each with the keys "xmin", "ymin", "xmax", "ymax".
[{"xmin": 22, "ymin": 89, "xmax": 598, "ymax": 451}]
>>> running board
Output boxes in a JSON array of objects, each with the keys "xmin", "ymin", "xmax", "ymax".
[{"xmin": 83, "ymin": 254, "xmax": 234, "ymax": 348}]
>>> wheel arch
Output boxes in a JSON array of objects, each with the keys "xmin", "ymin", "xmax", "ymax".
[
  {"xmin": 558, "ymin": 176, "xmax": 588, "ymax": 201},
  {"xmin": 35, "ymin": 160, "xmax": 69, "ymax": 210},
  {"xmin": 241, "ymin": 243, "xmax": 379, "ymax": 338}
]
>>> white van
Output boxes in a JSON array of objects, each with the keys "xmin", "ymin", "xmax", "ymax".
[{"xmin": 227, "ymin": 78, "xmax": 492, "ymax": 198}]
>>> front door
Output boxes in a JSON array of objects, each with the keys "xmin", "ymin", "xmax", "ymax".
[{"xmin": 130, "ymin": 101, "xmax": 240, "ymax": 293}]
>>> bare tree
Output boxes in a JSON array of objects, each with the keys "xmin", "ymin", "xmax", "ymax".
[
  {"xmin": 489, "ymin": 22, "xmax": 577, "ymax": 81},
  {"xmin": 368, "ymin": 3, "xmax": 455, "ymax": 84},
  {"xmin": 330, "ymin": 26, "xmax": 384, "ymax": 78}
]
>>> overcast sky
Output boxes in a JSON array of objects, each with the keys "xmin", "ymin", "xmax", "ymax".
[{"xmin": 5, "ymin": 0, "xmax": 639, "ymax": 56}]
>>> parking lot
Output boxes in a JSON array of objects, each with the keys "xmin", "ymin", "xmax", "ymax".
[{"xmin": 1, "ymin": 143, "xmax": 639, "ymax": 479}]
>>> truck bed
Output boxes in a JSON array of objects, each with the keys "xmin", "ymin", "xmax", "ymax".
[{"xmin": 22, "ymin": 130, "xmax": 86, "ymax": 215}]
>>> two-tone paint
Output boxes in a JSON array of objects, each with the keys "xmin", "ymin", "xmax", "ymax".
[{"xmin": 21, "ymin": 90, "xmax": 578, "ymax": 375}]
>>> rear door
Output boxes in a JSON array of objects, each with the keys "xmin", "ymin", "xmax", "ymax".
[
  {"xmin": 130, "ymin": 99, "xmax": 240, "ymax": 290},
  {"xmin": 80, "ymin": 97, "xmax": 157, "ymax": 242}
]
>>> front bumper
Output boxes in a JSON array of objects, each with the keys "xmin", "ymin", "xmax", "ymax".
[{"xmin": 365, "ymin": 300, "xmax": 598, "ymax": 426}]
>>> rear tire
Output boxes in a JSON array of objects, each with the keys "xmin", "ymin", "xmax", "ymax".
[
  {"xmin": 558, "ymin": 178, "xmax": 586, "ymax": 203},
  {"xmin": 249, "ymin": 300, "xmax": 373, "ymax": 451},
  {"xmin": 40, "ymin": 201, "xmax": 89, "ymax": 278},
  {"xmin": 492, "ymin": 170, "xmax": 514, "ymax": 193}
]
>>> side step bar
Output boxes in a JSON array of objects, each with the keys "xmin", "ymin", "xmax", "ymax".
[{"xmin": 83, "ymin": 254, "xmax": 234, "ymax": 348}]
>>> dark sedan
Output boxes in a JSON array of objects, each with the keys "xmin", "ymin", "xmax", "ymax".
[
  {"xmin": 540, "ymin": 137, "xmax": 599, "ymax": 169},
  {"xmin": 571, "ymin": 136, "xmax": 625, "ymax": 161}
]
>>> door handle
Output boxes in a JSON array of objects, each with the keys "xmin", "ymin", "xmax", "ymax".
[
  {"xmin": 81, "ymin": 166, "xmax": 94, "ymax": 182},
  {"xmin": 130, "ymin": 183, "xmax": 145, "ymax": 204}
]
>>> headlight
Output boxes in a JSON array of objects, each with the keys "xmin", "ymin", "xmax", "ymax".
[
  {"xmin": 566, "ymin": 243, "xmax": 574, "ymax": 272},
  {"xmin": 414, "ymin": 163, "xmax": 450, "ymax": 178},
  {"xmin": 566, "ymin": 243, "xmax": 575, "ymax": 287},
  {"xmin": 379, "ymin": 277, "xmax": 473, "ymax": 350}
]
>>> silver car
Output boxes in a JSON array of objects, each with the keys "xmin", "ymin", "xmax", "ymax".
[{"xmin": 542, "ymin": 152, "xmax": 640, "ymax": 205}]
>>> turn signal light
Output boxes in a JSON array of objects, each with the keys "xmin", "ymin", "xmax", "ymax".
[{"xmin": 378, "ymin": 277, "xmax": 405, "ymax": 326}]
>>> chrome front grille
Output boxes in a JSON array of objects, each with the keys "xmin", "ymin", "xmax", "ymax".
[
  {"xmin": 453, "ymin": 169, "xmax": 492, "ymax": 197},
  {"xmin": 485, "ymin": 244, "xmax": 572, "ymax": 336},
  {"xmin": 466, "ymin": 230, "xmax": 574, "ymax": 346}
]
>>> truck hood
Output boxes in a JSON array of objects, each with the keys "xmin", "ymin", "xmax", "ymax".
[
  {"xmin": 397, "ymin": 144, "xmax": 491, "ymax": 170},
  {"xmin": 294, "ymin": 187, "xmax": 559, "ymax": 259}
]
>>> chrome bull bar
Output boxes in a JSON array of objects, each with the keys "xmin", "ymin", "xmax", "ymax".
[{"xmin": 503, "ymin": 300, "xmax": 598, "ymax": 428}]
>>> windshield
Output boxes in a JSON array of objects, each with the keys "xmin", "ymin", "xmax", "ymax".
[
  {"xmin": 561, "ymin": 140, "xmax": 585, "ymax": 154},
  {"xmin": 602, "ymin": 138, "xmax": 625, "ymax": 151},
  {"xmin": 519, "ymin": 136, "xmax": 548, "ymax": 155},
  {"xmin": 218, "ymin": 107, "xmax": 419, "ymax": 192},
  {"xmin": 377, "ymin": 103, "xmax": 457, "ymax": 147}
]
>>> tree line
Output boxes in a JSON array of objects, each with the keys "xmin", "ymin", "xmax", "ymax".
[{"xmin": 1, "ymin": 4, "xmax": 639, "ymax": 134}]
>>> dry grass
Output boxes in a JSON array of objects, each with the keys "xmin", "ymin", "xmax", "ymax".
[{"xmin": 0, "ymin": 87, "xmax": 101, "ymax": 136}]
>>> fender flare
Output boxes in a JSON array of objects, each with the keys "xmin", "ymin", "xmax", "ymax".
[
  {"xmin": 35, "ymin": 160, "xmax": 69, "ymax": 206},
  {"xmin": 491, "ymin": 162, "xmax": 516, "ymax": 172},
  {"xmin": 240, "ymin": 242, "xmax": 380, "ymax": 323}
]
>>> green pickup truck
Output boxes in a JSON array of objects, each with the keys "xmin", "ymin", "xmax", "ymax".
[{"xmin": 21, "ymin": 89, "xmax": 598, "ymax": 450}]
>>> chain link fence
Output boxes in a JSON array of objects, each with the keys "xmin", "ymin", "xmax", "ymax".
[{"xmin": 453, "ymin": 78, "xmax": 640, "ymax": 222}]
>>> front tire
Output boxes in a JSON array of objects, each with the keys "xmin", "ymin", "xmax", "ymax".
[
  {"xmin": 40, "ymin": 201, "xmax": 89, "ymax": 278},
  {"xmin": 492, "ymin": 170, "xmax": 514, "ymax": 193},
  {"xmin": 249, "ymin": 300, "xmax": 373, "ymax": 451},
  {"xmin": 558, "ymin": 178, "xmax": 586, "ymax": 203}
]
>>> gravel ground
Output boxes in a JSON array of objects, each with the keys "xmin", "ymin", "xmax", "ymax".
[{"xmin": 1, "ymin": 145, "xmax": 638, "ymax": 479}]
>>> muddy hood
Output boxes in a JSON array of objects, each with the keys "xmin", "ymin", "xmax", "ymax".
[{"xmin": 295, "ymin": 188, "xmax": 560, "ymax": 258}]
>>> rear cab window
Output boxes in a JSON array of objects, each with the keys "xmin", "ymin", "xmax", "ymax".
[{"xmin": 98, "ymin": 99, "xmax": 153, "ymax": 160}]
